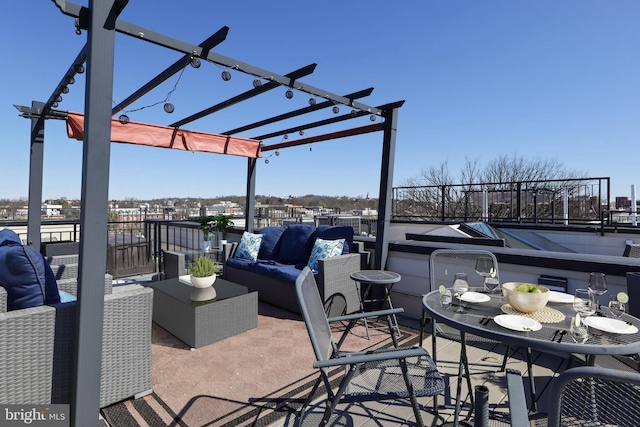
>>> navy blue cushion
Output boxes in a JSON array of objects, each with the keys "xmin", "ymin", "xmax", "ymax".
[
  {"xmin": 277, "ymin": 225, "xmax": 316, "ymax": 264},
  {"xmin": 252, "ymin": 261, "xmax": 302, "ymax": 284},
  {"xmin": 316, "ymin": 225, "xmax": 355, "ymax": 254},
  {"xmin": 225, "ymin": 256, "xmax": 254, "ymax": 272},
  {"xmin": 257, "ymin": 226, "xmax": 286, "ymax": 260},
  {"xmin": 0, "ymin": 229, "xmax": 61, "ymax": 310}
]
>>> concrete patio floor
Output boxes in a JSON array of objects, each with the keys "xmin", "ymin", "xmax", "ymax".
[{"xmin": 103, "ymin": 275, "xmax": 635, "ymax": 427}]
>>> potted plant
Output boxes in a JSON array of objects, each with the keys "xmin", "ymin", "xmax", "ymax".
[
  {"xmin": 212, "ymin": 214, "xmax": 234, "ymax": 247},
  {"xmin": 193, "ymin": 215, "xmax": 216, "ymax": 252},
  {"xmin": 189, "ymin": 256, "xmax": 218, "ymax": 289}
]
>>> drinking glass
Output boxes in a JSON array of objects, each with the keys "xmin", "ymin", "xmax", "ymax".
[
  {"xmin": 588, "ymin": 272, "xmax": 607, "ymax": 307},
  {"xmin": 573, "ymin": 289, "xmax": 596, "ymax": 317},
  {"xmin": 453, "ymin": 273, "xmax": 469, "ymax": 313},
  {"xmin": 608, "ymin": 296, "xmax": 625, "ymax": 317},
  {"xmin": 484, "ymin": 277, "xmax": 500, "ymax": 293},
  {"xmin": 570, "ymin": 315, "xmax": 589, "ymax": 344},
  {"xmin": 440, "ymin": 288, "xmax": 452, "ymax": 309}
]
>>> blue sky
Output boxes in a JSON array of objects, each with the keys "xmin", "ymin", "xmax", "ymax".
[{"xmin": 2, "ymin": 1, "xmax": 638, "ymax": 201}]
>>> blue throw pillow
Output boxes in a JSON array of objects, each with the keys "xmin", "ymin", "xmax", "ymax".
[
  {"xmin": 234, "ymin": 232, "xmax": 263, "ymax": 261},
  {"xmin": 307, "ymin": 238, "xmax": 345, "ymax": 271}
]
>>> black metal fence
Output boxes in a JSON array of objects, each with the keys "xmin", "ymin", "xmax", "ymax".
[{"xmin": 392, "ymin": 177, "xmax": 610, "ymax": 224}]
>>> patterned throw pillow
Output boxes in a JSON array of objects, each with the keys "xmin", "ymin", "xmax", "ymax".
[
  {"xmin": 234, "ymin": 232, "xmax": 263, "ymax": 261},
  {"xmin": 307, "ymin": 238, "xmax": 345, "ymax": 271}
]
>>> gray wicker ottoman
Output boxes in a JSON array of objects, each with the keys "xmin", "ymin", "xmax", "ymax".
[{"xmin": 148, "ymin": 278, "xmax": 257, "ymax": 349}]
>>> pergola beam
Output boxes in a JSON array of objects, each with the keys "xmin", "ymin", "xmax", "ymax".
[
  {"xmin": 222, "ymin": 88, "xmax": 374, "ymax": 135},
  {"xmin": 261, "ymin": 123, "xmax": 384, "ymax": 151},
  {"xmin": 169, "ymin": 63, "xmax": 317, "ymax": 128},
  {"xmin": 112, "ymin": 26, "xmax": 230, "ymax": 116},
  {"xmin": 51, "ymin": 0, "xmax": 382, "ymax": 116}
]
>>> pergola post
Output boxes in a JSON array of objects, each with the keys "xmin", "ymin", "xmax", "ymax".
[
  {"xmin": 73, "ymin": 0, "xmax": 118, "ymax": 425},
  {"xmin": 373, "ymin": 106, "xmax": 400, "ymax": 270},
  {"xmin": 245, "ymin": 157, "xmax": 257, "ymax": 231},
  {"xmin": 26, "ymin": 100, "xmax": 45, "ymax": 249}
]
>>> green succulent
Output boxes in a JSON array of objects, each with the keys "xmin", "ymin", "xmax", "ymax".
[{"xmin": 189, "ymin": 256, "xmax": 218, "ymax": 277}]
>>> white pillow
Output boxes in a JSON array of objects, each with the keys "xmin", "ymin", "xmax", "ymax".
[
  {"xmin": 307, "ymin": 238, "xmax": 345, "ymax": 271},
  {"xmin": 234, "ymin": 231, "xmax": 263, "ymax": 261}
]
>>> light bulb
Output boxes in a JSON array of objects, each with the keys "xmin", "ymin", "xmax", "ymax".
[
  {"xmin": 55, "ymin": 95, "xmax": 63, "ymax": 103},
  {"xmin": 265, "ymin": 159, "xmax": 269, "ymax": 164},
  {"xmin": 74, "ymin": 64, "xmax": 85, "ymax": 74},
  {"xmin": 190, "ymin": 57, "xmax": 201, "ymax": 68},
  {"xmin": 308, "ymin": 97, "xmax": 316, "ymax": 106},
  {"xmin": 52, "ymin": 102, "xmax": 58, "ymax": 108},
  {"xmin": 61, "ymin": 86, "xmax": 69, "ymax": 94},
  {"xmin": 65, "ymin": 76, "xmax": 75, "ymax": 85},
  {"xmin": 332, "ymin": 105, "xmax": 340, "ymax": 114},
  {"xmin": 285, "ymin": 89, "xmax": 294, "ymax": 99},
  {"xmin": 275, "ymin": 151, "xmax": 280, "ymax": 156},
  {"xmin": 283, "ymin": 134, "xmax": 289, "ymax": 140},
  {"xmin": 118, "ymin": 114, "xmax": 130, "ymax": 125},
  {"xmin": 221, "ymin": 70, "xmax": 231, "ymax": 81},
  {"xmin": 351, "ymin": 109, "xmax": 357, "ymax": 117},
  {"xmin": 299, "ymin": 130, "xmax": 304, "ymax": 136},
  {"xmin": 164, "ymin": 102, "xmax": 175, "ymax": 113},
  {"xmin": 253, "ymin": 79, "xmax": 262, "ymax": 88},
  {"xmin": 370, "ymin": 114, "xmax": 376, "ymax": 121}
]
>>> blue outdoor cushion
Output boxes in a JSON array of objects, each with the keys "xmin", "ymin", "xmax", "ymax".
[
  {"xmin": 0, "ymin": 228, "xmax": 61, "ymax": 310},
  {"xmin": 316, "ymin": 225, "xmax": 354, "ymax": 254},
  {"xmin": 257, "ymin": 226, "xmax": 286, "ymax": 260},
  {"xmin": 252, "ymin": 261, "xmax": 302, "ymax": 284},
  {"xmin": 277, "ymin": 224, "xmax": 316, "ymax": 265},
  {"xmin": 225, "ymin": 256, "xmax": 254, "ymax": 272}
]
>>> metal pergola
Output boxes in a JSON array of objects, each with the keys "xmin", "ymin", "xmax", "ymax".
[{"xmin": 16, "ymin": 2, "xmax": 403, "ymax": 425}]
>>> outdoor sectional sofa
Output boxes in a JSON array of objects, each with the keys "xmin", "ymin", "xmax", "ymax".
[
  {"xmin": 0, "ymin": 254, "xmax": 153, "ymax": 407},
  {"xmin": 222, "ymin": 224, "xmax": 368, "ymax": 315}
]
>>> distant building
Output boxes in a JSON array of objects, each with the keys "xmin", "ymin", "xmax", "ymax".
[{"xmin": 616, "ymin": 197, "xmax": 631, "ymax": 209}]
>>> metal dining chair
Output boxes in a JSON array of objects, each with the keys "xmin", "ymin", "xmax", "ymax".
[
  {"xmin": 295, "ymin": 266, "xmax": 446, "ymax": 426},
  {"xmin": 507, "ymin": 366, "xmax": 640, "ymax": 426}
]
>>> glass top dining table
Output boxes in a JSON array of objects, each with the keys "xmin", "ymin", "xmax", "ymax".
[
  {"xmin": 422, "ymin": 288, "xmax": 640, "ymax": 426},
  {"xmin": 423, "ymin": 289, "xmax": 640, "ymax": 357}
]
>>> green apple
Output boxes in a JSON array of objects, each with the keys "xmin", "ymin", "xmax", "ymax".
[
  {"xmin": 529, "ymin": 287, "xmax": 542, "ymax": 293},
  {"xmin": 516, "ymin": 283, "xmax": 531, "ymax": 292}
]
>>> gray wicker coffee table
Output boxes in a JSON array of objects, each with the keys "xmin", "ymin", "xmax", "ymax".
[{"xmin": 148, "ymin": 278, "xmax": 258, "ymax": 349}]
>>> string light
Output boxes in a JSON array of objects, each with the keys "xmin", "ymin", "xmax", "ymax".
[
  {"xmin": 308, "ymin": 97, "xmax": 316, "ymax": 106},
  {"xmin": 332, "ymin": 105, "xmax": 340, "ymax": 114},
  {"xmin": 221, "ymin": 70, "xmax": 231, "ymax": 81},
  {"xmin": 253, "ymin": 78, "xmax": 262, "ymax": 88},
  {"xmin": 285, "ymin": 89, "xmax": 294, "ymax": 99}
]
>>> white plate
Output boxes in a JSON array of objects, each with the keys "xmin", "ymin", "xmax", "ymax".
[
  {"xmin": 494, "ymin": 315, "xmax": 542, "ymax": 332},
  {"xmin": 583, "ymin": 317, "xmax": 639, "ymax": 334},
  {"xmin": 548, "ymin": 291, "xmax": 575, "ymax": 303},
  {"xmin": 460, "ymin": 291, "xmax": 490, "ymax": 303}
]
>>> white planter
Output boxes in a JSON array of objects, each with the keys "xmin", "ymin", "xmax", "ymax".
[
  {"xmin": 190, "ymin": 274, "xmax": 216, "ymax": 289},
  {"xmin": 201, "ymin": 239, "xmax": 213, "ymax": 252}
]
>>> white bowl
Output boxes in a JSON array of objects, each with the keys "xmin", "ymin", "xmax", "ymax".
[
  {"xmin": 502, "ymin": 282, "xmax": 550, "ymax": 313},
  {"xmin": 190, "ymin": 274, "xmax": 216, "ymax": 289}
]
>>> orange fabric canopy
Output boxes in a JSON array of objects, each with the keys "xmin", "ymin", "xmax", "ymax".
[{"xmin": 65, "ymin": 112, "xmax": 262, "ymax": 158}]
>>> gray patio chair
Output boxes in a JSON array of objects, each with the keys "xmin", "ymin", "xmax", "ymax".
[
  {"xmin": 507, "ymin": 366, "xmax": 640, "ymax": 427},
  {"xmin": 295, "ymin": 266, "xmax": 445, "ymax": 426},
  {"xmin": 419, "ymin": 249, "xmax": 512, "ymax": 415}
]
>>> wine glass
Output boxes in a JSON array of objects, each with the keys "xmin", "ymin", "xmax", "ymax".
[
  {"xmin": 608, "ymin": 296, "xmax": 625, "ymax": 317},
  {"xmin": 573, "ymin": 289, "xmax": 596, "ymax": 317},
  {"xmin": 453, "ymin": 273, "xmax": 469, "ymax": 313},
  {"xmin": 475, "ymin": 258, "xmax": 495, "ymax": 292},
  {"xmin": 588, "ymin": 272, "xmax": 607, "ymax": 308},
  {"xmin": 570, "ymin": 314, "xmax": 589, "ymax": 344}
]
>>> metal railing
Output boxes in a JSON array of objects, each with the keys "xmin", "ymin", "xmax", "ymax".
[{"xmin": 392, "ymin": 177, "xmax": 610, "ymax": 225}]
